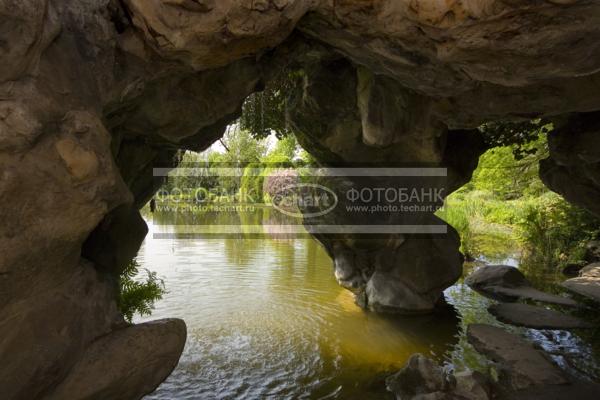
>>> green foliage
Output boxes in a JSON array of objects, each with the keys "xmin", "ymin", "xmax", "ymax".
[
  {"xmin": 220, "ymin": 127, "xmax": 267, "ymax": 164},
  {"xmin": 480, "ymin": 120, "xmax": 552, "ymax": 159},
  {"xmin": 438, "ymin": 205, "xmax": 475, "ymax": 259},
  {"xmin": 517, "ymin": 193, "xmax": 600, "ymax": 269},
  {"xmin": 163, "ymin": 151, "xmax": 218, "ymax": 194},
  {"xmin": 240, "ymin": 162, "xmax": 265, "ymax": 203},
  {"xmin": 240, "ymin": 70, "xmax": 303, "ymax": 140},
  {"xmin": 117, "ymin": 259, "xmax": 165, "ymax": 323},
  {"xmin": 469, "ymin": 133, "xmax": 548, "ymax": 200},
  {"xmin": 239, "ymin": 135, "xmax": 301, "ymax": 202}
]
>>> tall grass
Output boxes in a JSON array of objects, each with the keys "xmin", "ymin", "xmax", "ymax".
[{"xmin": 438, "ymin": 200, "xmax": 478, "ymax": 259}]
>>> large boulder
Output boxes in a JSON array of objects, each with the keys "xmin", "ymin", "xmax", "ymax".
[
  {"xmin": 561, "ymin": 263, "xmax": 600, "ymax": 303},
  {"xmin": 47, "ymin": 319, "xmax": 187, "ymax": 400},
  {"xmin": 386, "ymin": 354, "xmax": 491, "ymax": 400},
  {"xmin": 386, "ymin": 354, "xmax": 450, "ymax": 400}
]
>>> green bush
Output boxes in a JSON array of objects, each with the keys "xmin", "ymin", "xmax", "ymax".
[
  {"xmin": 117, "ymin": 259, "xmax": 165, "ymax": 323},
  {"xmin": 517, "ymin": 193, "xmax": 600, "ymax": 269}
]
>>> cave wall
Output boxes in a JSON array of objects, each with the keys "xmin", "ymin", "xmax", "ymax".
[{"xmin": 2, "ymin": 0, "xmax": 600, "ymax": 398}]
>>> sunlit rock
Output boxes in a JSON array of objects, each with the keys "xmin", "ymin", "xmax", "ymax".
[{"xmin": 47, "ymin": 319, "xmax": 187, "ymax": 400}]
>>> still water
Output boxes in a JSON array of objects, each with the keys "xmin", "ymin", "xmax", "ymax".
[{"xmin": 137, "ymin": 211, "xmax": 600, "ymax": 399}]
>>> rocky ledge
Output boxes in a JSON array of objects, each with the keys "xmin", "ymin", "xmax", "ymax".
[
  {"xmin": 466, "ymin": 265, "xmax": 577, "ymax": 307},
  {"xmin": 387, "ymin": 324, "xmax": 600, "ymax": 400},
  {"xmin": 488, "ymin": 303, "xmax": 593, "ymax": 330},
  {"xmin": 561, "ymin": 263, "xmax": 600, "ymax": 303}
]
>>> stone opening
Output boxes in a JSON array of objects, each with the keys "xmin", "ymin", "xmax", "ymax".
[{"xmin": 2, "ymin": 0, "xmax": 600, "ymax": 398}]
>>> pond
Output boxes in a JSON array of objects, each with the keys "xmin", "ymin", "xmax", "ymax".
[{"xmin": 136, "ymin": 209, "xmax": 600, "ymax": 399}]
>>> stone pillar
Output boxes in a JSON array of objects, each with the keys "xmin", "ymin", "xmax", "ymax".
[{"xmin": 288, "ymin": 58, "xmax": 485, "ymax": 313}]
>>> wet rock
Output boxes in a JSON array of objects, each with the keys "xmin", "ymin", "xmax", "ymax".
[
  {"xmin": 466, "ymin": 265, "xmax": 529, "ymax": 288},
  {"xmin": 561, "ymin": 263, "xmax": 600, "ymax": 303},
  {"xmin": 47, "ymin": 319, "xmax": 187, "ymax": 400},
  {"xmin": 386, "ymin": 354, "xmax": 449, "ymax": 400},
  {"xmin": 506, "ymin": 380, "xmax": 600, "ymax": 400},
  {"xmin": 466, "ymin": 266, "xmax": 577, "ymax": 307},
  {"xmin": 488, "ymin": 303, "xmax": 593, "ymax": 330},
  {"xmin": 452, "ymin": 370, "xmax": 490, "ymax": 400},
  {"xmin": 467, "ymin": 324, "xmax": 569, "ymax": 391},
  {"xmin": 386, "ymin": 355, "xmax": 491, "ymax": 400}
]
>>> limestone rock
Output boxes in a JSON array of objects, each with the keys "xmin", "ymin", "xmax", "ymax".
[
  {"xmin": 123, "ymin": 0, "xmax": 314, "ymax": 69},
  {"xmin": 466, "ymin": 266, "xmax": 577, "ymax": 307},
  {"xmin": 299, "ymin": 1, "xmax": 600, "ymax": 128},
  {"xmin": 561, "ymin": 263, "xmax": 600, "ymax": 303},
  {"xmin": 467, "ymin": 324, "xmax": 569, "ymax": 390},
  {"xmin": 4, "ymin": 0, "xmax": 600, "ymax": 397},
  {"xmin": 488, "ymin": 303, "xmax": 593, "ymax": 330},
  {"xmin": 105, "ymin": 59, "xmax": 261, "ymax": 145},
  {"xmin": 0, "ymin": 260, "xmax": 122, "ymax": 400},
  {"xmin": 47, "ymin": 319, "xmax": 187, "ymax": 400},
  {"xmin": 540, "ymin": 112, "xmax": 600, "ymax": 218}
]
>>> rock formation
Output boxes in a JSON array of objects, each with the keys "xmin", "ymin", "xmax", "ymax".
[
  {"xmin": 2, "ymin": 0, "xmax": 600, "ymax": 397},
  {"xmin": 488, "ymin": 303, "xmax": 593, "ymax": 330},
  {"xmin": 466, "ymin": 265, "xmax": 577, "ymax": 306},
  {"xmin": 562, "ymin": 263, "xmax": 600, "ymax": 303}
]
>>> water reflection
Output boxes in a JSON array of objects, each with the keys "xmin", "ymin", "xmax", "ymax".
[
  {"xmin": 138, "ymin": 214, "xmax": 460, "ymax": 399},
  {"xmin": 137, "ymin": 214, "xmax": 600, "ymax": 399}
]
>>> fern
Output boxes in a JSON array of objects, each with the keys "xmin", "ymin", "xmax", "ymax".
[{"xmin": 117, "ymin": 259, "xmax": 165, "ymax": 323}]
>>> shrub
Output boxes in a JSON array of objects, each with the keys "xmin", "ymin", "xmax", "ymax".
[{"xmin": 517, "ymin": 193, "xmax": 600, "ymax": 269}]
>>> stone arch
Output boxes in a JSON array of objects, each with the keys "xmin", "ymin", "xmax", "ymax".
[{"xmin": 2, "ymin": 0, "xmax": 600, "ymax": 398}]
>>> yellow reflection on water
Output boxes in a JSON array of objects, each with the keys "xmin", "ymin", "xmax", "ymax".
[{"xmin": 138, "ymin": 211, "xmax": 460, "ymax": 399}]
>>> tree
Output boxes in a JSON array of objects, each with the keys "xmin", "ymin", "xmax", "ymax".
[
  {"xmin": 479, "ymin": 119, "xmax": 552, "ymax": 159},
  {"xmin": 470, "ymin": 132, "xmax": 548, "ymax": 199},
  {"xmin": 239, "ymin": 70, "xmax": 303, "ymax": 140},
  {"xmin": 214, "ymin": 126, "xmax": 267, "ymax": 195}
]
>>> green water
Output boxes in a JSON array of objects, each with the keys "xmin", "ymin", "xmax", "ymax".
[{"xmin": 137, "ymin": 210, "xmax": 600, "ymax": 399}]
